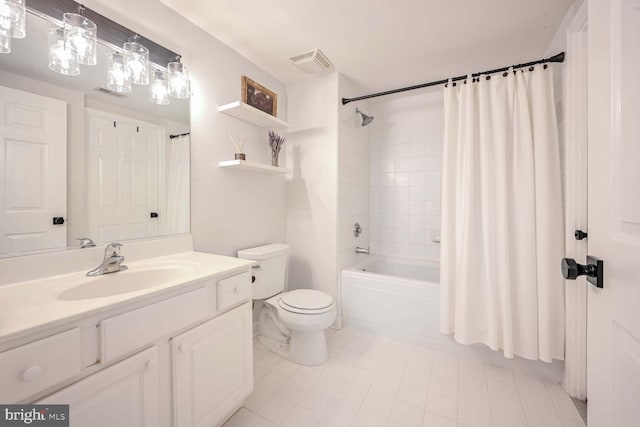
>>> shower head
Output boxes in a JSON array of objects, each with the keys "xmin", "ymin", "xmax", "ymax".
[{"xmin": 355, "ymin": 108, "xmax": 374, "ymax": 127}]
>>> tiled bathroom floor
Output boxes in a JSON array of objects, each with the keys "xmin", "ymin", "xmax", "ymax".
[{"xmin": 223, "ymin": 327, "xmax": 586, "ymax": 427}]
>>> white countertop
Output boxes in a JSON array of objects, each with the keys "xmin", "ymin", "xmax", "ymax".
[{"xmin": 0, "ymin": 251, "xmax": 254, "ymax": 344}]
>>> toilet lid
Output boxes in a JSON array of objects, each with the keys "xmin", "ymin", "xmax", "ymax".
[{"xmin": 280, "ymin": 289, "xmax": 334, "ymax": 312}]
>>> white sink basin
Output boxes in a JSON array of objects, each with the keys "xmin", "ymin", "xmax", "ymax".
[{"xmin": 58, "ymin": 262, "xmax": 199, "ymax": 300}]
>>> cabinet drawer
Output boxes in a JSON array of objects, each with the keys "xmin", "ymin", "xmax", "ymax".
[
  {"xmin": 0, "ymin": 328, "xmax": 81, "ymax": 403},
  {"xmin": 101, "ymin": 288, "xmax": 207, "ymax": 363},
  {"xmin": 217, "ymin": 272, "xmax": 251, "ymax": 311}
]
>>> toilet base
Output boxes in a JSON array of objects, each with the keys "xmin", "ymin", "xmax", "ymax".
[{"xmin": 258, "ymin": 330, "xmax": 329, "ymax": 366}]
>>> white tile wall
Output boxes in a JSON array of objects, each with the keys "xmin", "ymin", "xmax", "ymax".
[
  {"xmin": 338, "ymin": 99, "xmax": 370, "ymax": 271},
  {"xmin": 369, "ymin": 91, "xmax": 443, "ymax": 261}
]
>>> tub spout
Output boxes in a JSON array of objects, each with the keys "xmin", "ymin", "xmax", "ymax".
[{"xmin": 355, "ymin": 246, "xmax": 369, "ymax": 254}]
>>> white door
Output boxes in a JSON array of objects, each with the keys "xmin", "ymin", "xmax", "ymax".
[
  {"xmin": 172, "ymin": 303, "xmax": 253, "ymax": 427},
  {"xmin": 37, "ymin": 346, "xmax": 159, "ymax": 427},
  {"xmin": 587, "ymin": 0, "xmax": 640, "ymax": 426},
  {"xmin": 0, "ymin": 85, "xmax": 66, "ymax": 255},
  {"xmin": 87, "ymin": 111, "xmax": 163, "ymax": 244}
]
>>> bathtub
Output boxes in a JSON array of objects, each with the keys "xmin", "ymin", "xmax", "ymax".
[
  {"xmin": 341, "ymin": 256, "xmax": 565, "ymax": 381},
  {"xmin": 341, "ymin": 256, "xmax": 443, "ymax": 345}
]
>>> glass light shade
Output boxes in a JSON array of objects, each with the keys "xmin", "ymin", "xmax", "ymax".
[
  {"xmin": 0, "ymin": 0, "xmax": 25, "ymax": 39},
  {"xmin": 47, "ymin": 28, "xmax": 80, "ymax": 76},
  {"xmin": 0, "ymin": 32, "xmax": 9, "ymax": 53},
  {"xmin": 149, "ymin": 70, "xmax": 169, "ymax": 105},
  {"xmin": 123, "ymin": 41, "xmax": 149, "ymax": 85},
  {"xmin": 167, "ymin": 60, "xmax": 190, "ymax": 99},
  {"xmin": 63, "ymin": 12, "xmax": 97, "ymax": 66},
  {"xmin": 107, "ymin": 52, "xmax": 131, "ymax": 93}
]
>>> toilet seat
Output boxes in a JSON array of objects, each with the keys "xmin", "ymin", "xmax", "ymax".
[{"xmin": 278, "ymin": 289, "xmax": 335, "ymax": 315}]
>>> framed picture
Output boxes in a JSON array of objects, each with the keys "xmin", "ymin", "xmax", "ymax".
[{"xmin": 241, "ymin": 76, "xmax": 278, "ymax": 117}]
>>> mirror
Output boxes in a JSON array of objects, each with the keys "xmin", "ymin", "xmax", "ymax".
[{"xmin": 0, "ymin": 11, "xmax": 190, "ymax": 257}]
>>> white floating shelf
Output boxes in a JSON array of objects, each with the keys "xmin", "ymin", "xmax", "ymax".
[
  {"xmin": 218, "ymin": 101, "xmax": 291, "ymax": 131},
  {"xmin": 218, "ymin": 160, "xmax": 291, "ymax": 174}
]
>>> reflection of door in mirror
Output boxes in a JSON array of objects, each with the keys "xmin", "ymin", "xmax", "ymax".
[
  {"xmin": 0, "ymin": 85, "xmax": 67, "ymax": 255},
  {"xmin": 87, "ymin": 110, "xmax": 165, "ymax": 245}
]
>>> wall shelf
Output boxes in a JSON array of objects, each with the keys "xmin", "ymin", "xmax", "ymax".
[
  {"xmin": 218, "ymin": 160, "xmax": 291, "ymax": 174},
  {"xmin": 218, "ymin": 101, "xmax": 290, "ymax": 131}
]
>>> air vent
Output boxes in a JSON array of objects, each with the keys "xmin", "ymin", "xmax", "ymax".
[
  {"xmin": 289, "ymin": 49, "xmax": 334, "ymax": 74},
  {"xmin": 94, "ymin": 87, "xmax": 127, "ymax": 98}
]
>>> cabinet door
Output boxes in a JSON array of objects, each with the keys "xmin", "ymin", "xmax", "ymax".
[
  {"xmin": 38, "ymin": 346, "xmax": 159, "ymax": 427},
  {"xmin": 173, "ymin": 303, "xmax": 253, "ymax": 427}
]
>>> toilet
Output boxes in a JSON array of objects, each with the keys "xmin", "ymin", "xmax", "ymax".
[{"xmin": 238, "ymin": 243, "xmax": 336, "ymax": 366}]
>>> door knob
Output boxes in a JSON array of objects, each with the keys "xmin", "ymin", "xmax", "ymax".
[
  {"xmin": 561, "ymin": 255, "xmax": 604, "ymax": 288},
  {"xmin": 574, "ymin": 229, "xmax": 588, "ymax": 240}
]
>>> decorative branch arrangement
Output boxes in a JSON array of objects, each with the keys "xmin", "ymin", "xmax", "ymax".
[
  {"xmin": 230, "ymin": 132, "xmax": 250, "ymax": 160},
  {"xmin": 268, "ymin": 130, "xmax": 285, "ymax": 167}
]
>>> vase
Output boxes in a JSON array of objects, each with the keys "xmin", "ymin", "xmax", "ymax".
[
  {"xmin": 271, "ymin": 147, "xmax": 281, "ymax": 167},
  {"xmin": 235, "ymin": 153, "xmax": 246, "ymax": 160}
]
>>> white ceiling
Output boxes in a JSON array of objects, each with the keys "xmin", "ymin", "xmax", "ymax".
[{"xmin": 158, "ymin": 0, "xmax": 573, "ymax": 94}]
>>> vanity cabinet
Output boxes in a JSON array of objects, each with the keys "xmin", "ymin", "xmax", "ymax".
[
  {"xmin": 0, "ymin": 258, "xmax": 254, "ymax": 427},
  {"xmin": 38, "ymin": 346, "xmax": 160, "ymax": 427},
  {"xmin": 172, "ymin": 302, "xmax": 253, "ymax": 427}
]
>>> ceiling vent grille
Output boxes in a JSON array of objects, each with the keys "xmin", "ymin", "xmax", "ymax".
[
  {"xmin": 94, "ymin": 87, "xmax": 127, "ymax": 98},
  {"xmin": 289, "ymin": 49, "xmax": 334, "ymax": 74}
]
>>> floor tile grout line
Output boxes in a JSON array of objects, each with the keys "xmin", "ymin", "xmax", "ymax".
[{"xmin": 242, "ymin": 329, "xmax": 580, "ymax": 427}]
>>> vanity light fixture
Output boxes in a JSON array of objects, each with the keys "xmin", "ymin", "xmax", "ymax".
[
  {"xmin": 0, "ymin": 0, "xmax": 26, "ymax": 54},
  {"xmin": 25, "ymin": 0, "xmax": 192, "ymax": 102},
  {"xmin": 63, "ymin": 7, "xmax": 97, "ymax": 66},
  {"xmin": 167, "ymin": 55, "xmax": 190, "ymax": 99},
  {"xmin": 47, "ymin": 27, "xmax": 80, "ymax": 76},
  {"xmin": 149, "ymin": 69, "xmax": 169, "ymax": 105},
  {"xmin": 123, "ymin": 35, "xmax": 149, "ymax": 85},
  {"xmin": 107, "ymin": 52, "xmax": 131, "ymax": 93}
]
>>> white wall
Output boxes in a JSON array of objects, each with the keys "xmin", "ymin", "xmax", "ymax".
[
  {"xmin": 285, "ymin": 73, "xmax": 338, "ymax": 300},
  {"xmin": 368, "ymin": 90, "xmax": 443, "ymax": 261},
  {"xmin": 84, "ymin": 0, "xmax": 288, "ymax": 257}
]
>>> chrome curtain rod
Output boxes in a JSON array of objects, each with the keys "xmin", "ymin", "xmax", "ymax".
[{"xmin": 341, "ymin": 52, "xmax": 565, "ymax": 105}]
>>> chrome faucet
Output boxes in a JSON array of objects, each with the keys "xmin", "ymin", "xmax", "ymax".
[
  {"xmin": 86, "ymin": 243, "xmax": 127, "ymax": 277},
  {"xmin": 355, "ymin": 246, "xmax": 370, "ymax": 254},
  {"xmin": 77, "ymin": 237, "xmax": 96, "ymax": 249}
]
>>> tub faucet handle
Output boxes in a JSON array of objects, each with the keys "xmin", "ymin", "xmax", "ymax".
[{"xmin": 355, "ymin": 246, "xmax": 369, "ymax": 254}]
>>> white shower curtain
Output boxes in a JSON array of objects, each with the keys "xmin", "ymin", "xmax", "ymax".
[
  {"xmin": 440, "ymin": 67, "xmax": 565, "ymax": 362},
  {"xmin": 166, "ymin": 135, "xmax": 190, "ymax": 235}
]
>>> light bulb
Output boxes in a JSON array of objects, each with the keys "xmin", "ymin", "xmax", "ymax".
[
  {"xmin": 107, "ymin": 52, "xmax": 131, "ymax": 93},
  {"xmin": 124, "ymin": 40, "xmax": 149, "ymax": 85},
  {"xmin": 149, "ymin": 70, "xmax": 169, "ymax": 105},
  {"xmin": 0, "ymin": 0, "xmax": 25, "ymax": 39},
  {"xmin": 47, "ymin": 27, "xmax": 79, "ymax": 75},
  {"xmin": 0, "ymin": 2, "xmax": 11, "ymax": 34},
  {"xmin": 63, "ymin": 13, "xmax": 97, "ymax": 66},
  {"xmin": 0, "ymin": 32, "xmax": 9, "ymax": 54},
  {"xmin": 167, "ymin": 59, "xmax": 190, "ymax": 99}
]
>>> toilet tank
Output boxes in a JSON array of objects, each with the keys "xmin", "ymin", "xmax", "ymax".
[{"xmin": 237, "ymin": 243, "xmax": 290, "ymax": 299}]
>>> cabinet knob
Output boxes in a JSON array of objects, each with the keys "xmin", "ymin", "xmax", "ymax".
[
  {"xmin": 22, "ymin": 365, "xmax": 42, "ymax": 381},
  {"xmin": 234, "ymin": 286, "xmax": 239, "ymax": 294},
  {"xmin": 145, "ymin": 359, "xmax": 156, "ymax": 370}
]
